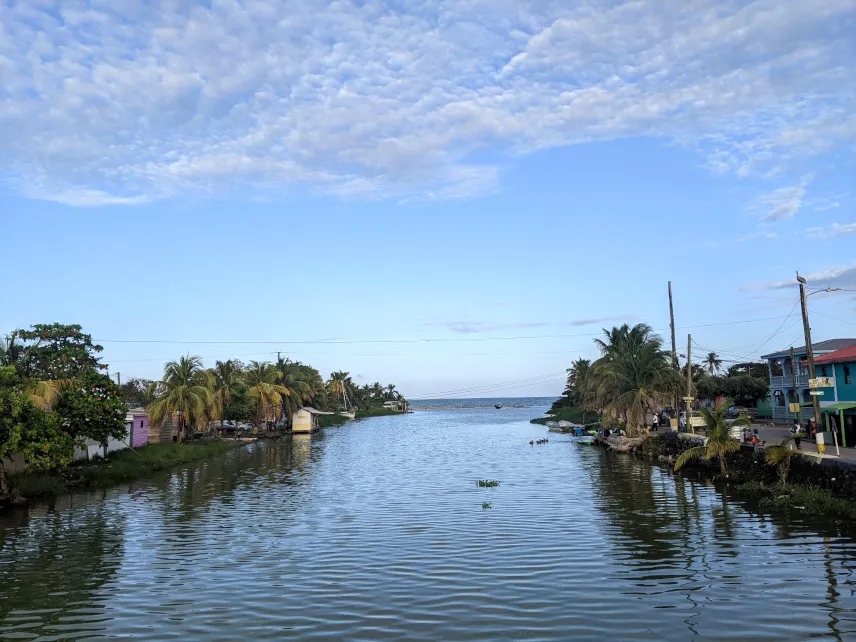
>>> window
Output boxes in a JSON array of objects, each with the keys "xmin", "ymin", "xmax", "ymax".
[
  {"xmin": 821, "ymin": 366, "xmax": 827, "ymax": 377},
  {"xmin": 846, "ymin": 365, "xmax": 852, "ymax": 385}
]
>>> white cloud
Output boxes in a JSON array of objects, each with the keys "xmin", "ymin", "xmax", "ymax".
[
  {"xmin": 737, "ymin": 231, "xmax": 778, "ymax": 242},
  {"xmin": 560, "ymin": 316, "xmax": 632, "ymax": 327},
  {"xmin": 0, "ymin": 0, "xmax": 854, "ymax": 205},
  {"xmin": 750, "ymin": 175, "xmax": 813, "ymax": 221},
  {"xmin": 744, "ymin": 263, "xmax": 856, "ymax": 291},
  {"xmin": 804, "ymin": 222, "xmax": 856, "ymax": 239},
  {"xmin": 425, "ymin": 321, "xmax": 549, "ymax": 334}
]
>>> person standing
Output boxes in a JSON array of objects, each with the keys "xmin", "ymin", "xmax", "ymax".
[{"xmin": 652, "ymin": 412, "xmax": 659, "ymax": 432}]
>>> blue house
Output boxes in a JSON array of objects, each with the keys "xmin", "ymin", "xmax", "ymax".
[
  {"xmin": 761, "ymin": 338, "xmax": 856, "ymax": 425},
  {"xmin": 814, "ymin": 345, "xmax": 856, "ymax": 447}
]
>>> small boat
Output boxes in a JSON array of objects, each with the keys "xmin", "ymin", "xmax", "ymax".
[
  {"xmin": 495, "ymin": 404, "xmax": 503, "ymax": 409},
  {"xmin": 575, "ymin": 434, "xmax": 596, "ymax": 445}
]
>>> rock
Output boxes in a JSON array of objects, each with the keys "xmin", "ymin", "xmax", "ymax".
[{"xmin": 600, "ymin": 436, "xmax": 644, "ymax": 453}]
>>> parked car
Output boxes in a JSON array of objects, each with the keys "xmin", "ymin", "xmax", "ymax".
[{"xmin": 727, "ymin": 406, "xmax": 750, "ymax": 419}]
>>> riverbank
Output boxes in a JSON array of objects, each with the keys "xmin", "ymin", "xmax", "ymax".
[
  {"xmin": 6, "ymin": 440, "xmax": 237, "ymax": 507},
  {"xmin": 530, "ymin": 406, "xmax": 598, "ymax": 426},
  {"xmin": 316, "ymin": 407, "xmax": 406, "ymax": 427},
  {"xmin": 602, "ymin": 432, "xmax": 856, "ymax": 521}
]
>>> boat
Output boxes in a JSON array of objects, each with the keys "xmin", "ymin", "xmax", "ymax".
[
  {"xmin": 495, "ymin": 404, "xmax": 503, "ymax": 409},
  {"xmin": 338, "ymin": 386, "xmax": 356, "ymax": 420},
  {"xmin": 572, "ymin": 425, "xmax": 598, "ymax": 444},
  {"xmin": 574, "ymin": 434, "xmax": 596, "ymax": 445}
]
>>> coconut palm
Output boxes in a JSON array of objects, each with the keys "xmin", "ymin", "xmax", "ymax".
[
  {"xmin": 384, "ymin": 383, "xmax": 397, "ymax": 401},
  {"xmin": 277, "ymin": 372, "xmax": 313, "ymax": 422},
  {"xmin": 244, "ymin": 361, "xmax": 293, "ymax": 428},
  {"xmin": 588, "ymin": 324, "xmax": 679, "ymax": 436},
  {"xmin": 328, "ymin": 371, "xmax": 355, "ymax": 410},
  {"xmin": 765, "ymin": 437, "xmax": 797, "ymax": 485},
  {"xmin": 211, "ymin": 360, "xmax": 243, "ymax": 422},
  {"xmin": 705, "ymin": 352, "xmax": 723, "ymax": 375},
  {"xmin": 147, "ymin": 355, "xmax": 215, "ymax": 443},
  {"xmin": 674, "ymin": 401, "xmax": 751, "ymax": 474},
  {"xmin": 566, "ymin": 358, "xmax": 592, "ymax": 406}
]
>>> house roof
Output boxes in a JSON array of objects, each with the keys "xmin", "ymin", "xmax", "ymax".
[
  {"xmin": 299, "ymin": 406, "xmax": 335, "ymax": 415},
  {"xmin": 762, "ymin": 338, "xmax": 856, "ymax": 360},
  {"xmin": 815, "ymin": 345, "xmax": 856, "ymax": 365}
]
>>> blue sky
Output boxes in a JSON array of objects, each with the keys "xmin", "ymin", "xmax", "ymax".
[{"xmin": 1, "ymin": 0, "xmax": 855, "ymax": 397}]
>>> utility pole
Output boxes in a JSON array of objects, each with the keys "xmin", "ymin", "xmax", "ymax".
[
  {"xmin": 668, "ymin": 282, "xmax": 677, "ymax": 367},
  {"xmin": 669, "ymin": 281, "xmax": 679, "ymax": 431},
  {"xmin": 789, "ymin": 347, "xmax": 798, "ymax": 427},
  {"xmin": 117, "ymin": 372, "xmax": 121, "ymax": 386},
  {"xmin": 798, "ymin": 272, "xmax": 836, "ymax": 454},
  {"xmin": 686, "ymin": 334, "xmax": 693, "ymax": 434}
]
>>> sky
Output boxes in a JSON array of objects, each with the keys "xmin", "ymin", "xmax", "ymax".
[{"xmin": 1, "ymin": 0, "xmax": 855, "ymax": 398}]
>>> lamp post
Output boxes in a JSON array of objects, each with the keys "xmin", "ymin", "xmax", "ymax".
[{"xmin": 797, "ymin": 274, "xmax": 841, "ymax": 454}]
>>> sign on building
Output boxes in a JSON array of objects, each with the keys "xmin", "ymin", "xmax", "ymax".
[
  {"xmin": 789, "ymin": 403, "xmax": 801, "ymax": 413},
  {"xmin": 809, "ymin": 377, "xmax": 833, "ymax": 389}
]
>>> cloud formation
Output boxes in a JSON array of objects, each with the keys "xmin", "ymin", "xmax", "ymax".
[
  {"xmin": 745, "ymin": 263, "xmax": 856, "ymax": 292},
  {"xmin": 560, "ymin": 316, "xmax": 632, "ymax": 327},
  {"xmin": 751, "ymin": 176, "xmax": 813, "ymax": 221},
  {"xmin": 425, "ymin": 321, "xmax": 549, "ymax": 335},
  {"xmin": 804, "ymin": 222, "xmax": 856, "ymax": 239},
  {"xmin": 1, "ymin": 0, "xmax": 854, "ymax": 205}
]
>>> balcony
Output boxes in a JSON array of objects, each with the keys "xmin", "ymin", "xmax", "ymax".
[
  {"xmin": 772, "ymin": 406, "xmax": 813, "ymax": 422},
  {"xmin": 770, "ymin": 374, "xmax": 809, "ymax": 388}
]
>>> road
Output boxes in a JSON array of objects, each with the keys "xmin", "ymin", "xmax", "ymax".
[{"xmin": 752, "ymin": 424, "xmax": 856, "ymax": 463}]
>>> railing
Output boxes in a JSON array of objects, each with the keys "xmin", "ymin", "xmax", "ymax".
[
  {"xmin": 772, "ymin": 406, "xmax": 813, "ymax": 422},
  {"xmin": 770, "ymin": 374, "xmax": 809, "ymax": 388}
]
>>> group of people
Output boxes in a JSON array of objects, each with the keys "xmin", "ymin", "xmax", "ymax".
[{"xmin": 741, "ymin": 427, "xmax": 763, "ymax": 446}]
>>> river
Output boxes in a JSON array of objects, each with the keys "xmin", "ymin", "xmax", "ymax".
[{"xmin": 2, "ymin": 400, "xmax": 855, "ymax": 640}]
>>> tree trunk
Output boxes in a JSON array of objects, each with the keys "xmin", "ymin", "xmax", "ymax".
[
  {"xmin": 0, "ymin": 463, "xmax": 9, "ymax": 502},
  {"xmin": 719, "ymin": 453, "xmax": 727, "ymax": 474}
]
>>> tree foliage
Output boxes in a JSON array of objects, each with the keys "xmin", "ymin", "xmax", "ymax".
[
  {"xmin": 14, "ymin": 323, "xmax": 105, "ymax": 379},
  {"xmin": 55, "ymin": 370, "xmax": 127, "ymax": 446},
  {"xmin": 695, "ymin": 375, "xmax": 769, "ymax": 404},
  {"xmin": 674, "ymin": 401, "xmax": 750, "ymax": 474},
  {"xmin": 118, "ymin": 377, "xmax": 153, "ymax": 407},
  {"xmin": 147, "ymin": 355, "xmax": 215, "ymax": 441}
]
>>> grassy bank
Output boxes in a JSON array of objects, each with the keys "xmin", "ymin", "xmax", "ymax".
[
  {"xmin": 10, "ymin": 440, "xmax": 236, "ymax": 502},
  {"xmin": 733, "ymin": 481, "xmax": 856, "ymax": 520},
  {"xmin": 356, "ymin": 407, "xmax": 404, "ymax": 419},
  {"xmin": 530, "ymin": 406, "xmax": 597, "ymax": 426}
]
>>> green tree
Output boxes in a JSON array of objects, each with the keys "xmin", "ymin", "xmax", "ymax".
[
  {"xmin": 15, "ymin": 323, "xmax": 105, "ymax": 379},
  {"xmin": 244, "ymin": 361, "xmax": 291, "ymax": 428},
  {"xmin": 211, "ymin": 360, "xmax": 244, "ymax": 421},
  {"xmin": 765, "ymin": 437, "xmax": 797, "ymax": 485},
  {"xmin": 55, "ymin": 370, "xmax": 128, "ymax": 447},
  {"xmin": 147, "ymin": 355, "xmax": 215, "ymax": 443},
  {"xmin": 328, "ymin": 371, "xmax": 355, "ymax": 409},
  {"xmin": 588, "ymin": 324, "xmax": 678, "ymax": 436},
  {"xmin": 118, "ymin": 377, "xmax": 153, "ymax": 407},
  {"xmin": 0, "ymin": 366, "xmax": 25, "ymax": 498},
  {"xmin": 565, "ymin": 358, "xmax": 592, "ymax": 406},
  {"xmin": 705, "ymin": 352, "xmax": 722, "ymax": 375},
  {"xmin": 674, "ymin": 401, "xmax": 751, "ymax": 474}
]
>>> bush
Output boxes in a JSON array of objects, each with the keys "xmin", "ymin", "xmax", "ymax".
[{"xmin": 530, "ymin": 406, "xmax": 594, "ymax": 425}]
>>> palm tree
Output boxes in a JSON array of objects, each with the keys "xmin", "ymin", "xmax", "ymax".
[
  {"xmin": 328, "ymin": 371, "xmax": 354, "ymax": 410},
  {"xmin": 385, "ymin": 383, "xmax": 397, "ymax": 401},
  {"xmin": 674, "ymin": 401, "xmax": 751, "ymax": 474},
  {"xmin": 244, "ymin": 361, "xmax": 291, "ymax": 428},
  {"xmin": 147, "ymin": 355, "xmax": 215, "ymax": 443},
  {"xmin": 277, "ymin": 372, "xmax": 312, "ymax": 423},
  {"xmin": 705, "ymin": 352, "xmax": 723, "ymax": 375},
  {"xmin": 211, "ymin": 360, "xmax": 243, "ymax": 424},
  {"xmin": 566, "ymin": 358, "xmax": 592, "ymax": 406},
  {"xmin": 588, "ymin": 324, "xmax": 679, "ymax": 436},
  {"xmin": 765, "ymin": 437, "xmax": 797, "ymax": 485}
]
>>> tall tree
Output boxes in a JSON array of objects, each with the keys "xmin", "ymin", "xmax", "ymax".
[
  {"xmin": 566, "ymin": 358, "xmax": 592, "ymax": 406},
  {"xmin": 588, "ymin": 324, "xmax": 678, "ymax": 436},
  {"xmin": 118, "ymin": 377, "xmax": 153, "ymax": 407},
  {"xmin": 705, "ymin": 351, "xmax": 723, "ymax": 375},
  {"xmin": 211, "ymin": 360, "xmax": 244, "ymax": 421},
  {"xmin": 15, "ymin": 323, "xmax": 105, "ymax": 379},
  {"xmin": 147, "ymin": 355, "xmax": 215, "ymax": 443},
  {"xmin": 244, "ymin": 361, "xmax": 291, "ymax": 428},
  {"xmin": 55, "ymin": 370, "xmax": 127, "ymax": 447}
]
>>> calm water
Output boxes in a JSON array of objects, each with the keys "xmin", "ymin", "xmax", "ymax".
[{"xmin": 2, "ymin": 403, "xmax": 856, "ymax": 640}]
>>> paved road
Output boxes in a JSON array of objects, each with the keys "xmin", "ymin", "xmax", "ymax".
[{"xmin": 752, "ymin": 424, "xmax": 856, "ymax": 462}]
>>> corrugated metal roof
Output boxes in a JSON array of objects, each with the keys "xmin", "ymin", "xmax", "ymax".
[
  {"xmin": 761, "ymin": 338, "xmax": 856, "ymax": 360},
  {"xmin": 815, "ymin": 345, "xmax": 856, "ymax": 364}
]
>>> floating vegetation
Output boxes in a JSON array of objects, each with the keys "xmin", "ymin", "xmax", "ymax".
[
  {"xmin": 482, "ymin": 502, "xmax": 492, "ymax": 509},
  {"xmin": 477, "ymin": 480, "xmax": 500, "ymax": 488}
]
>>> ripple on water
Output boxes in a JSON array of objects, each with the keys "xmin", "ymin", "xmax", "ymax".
[{"xmin": 2, "ymin": 405, "xmax": 856, "ymax": 640}]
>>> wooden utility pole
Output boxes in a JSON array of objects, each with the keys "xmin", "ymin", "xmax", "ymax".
[
  {"xmin": 789, "ymin": 346, "xmax": 798, "ymax": 426},
  {"xmin": 797, "ymin": 275, "xmax": 822, "ymax": 428},
  {"xmin": 117, "ymin": 372, "xmax": 121, "ymax": 386},
  {"xmin": 686, "ymin": 334, "xmax": 693, "ymax": 434},
  {"xmin": 669, "ymin": 281, "xmax": 679, "ymax": 431},
  {"xmin": 668, "ymin": 282, "xmax": 678, "ymax": 367}
]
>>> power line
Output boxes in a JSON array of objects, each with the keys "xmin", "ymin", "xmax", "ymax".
[{"xmin": 92, "ymin": 315, "xmax": 795, "ymax": 346}]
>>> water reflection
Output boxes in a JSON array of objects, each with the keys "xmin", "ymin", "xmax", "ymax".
[
  {"xmin": 0, "ymin": 504, "xmax": 124, "ymax": 639},
  {"xmin": 1, "ymin": 407, "xmax": 855, "ymax": 640}
]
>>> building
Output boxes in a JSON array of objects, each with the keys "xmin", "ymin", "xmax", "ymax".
[
  {"xmin": 126, "ymin": 411, "xmax": 149, "ymax": 448},
  {"xmin": 813, "ymin": 345, "xmax": 856, "ymax": 447},
  {"xmin": 762, "ymin": 338, "xmax": 856, "ymax": 424},
  {"xmin": 383, "ymin": 399, "xmax": 408, "ymax": 412},
  {"xmin": 72, "ymin": 411, "xmax": 148, "ymax": 461},
  {"xmin": 291, "ymin": 406, "xmax": 334, "ymax": 433}
]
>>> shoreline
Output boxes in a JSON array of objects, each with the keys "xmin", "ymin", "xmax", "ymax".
[
  {"xmin": 596, "ymin": 433, "xmax": 856, "ymax": 522},
  {"xmin": 3, "ymin": 440, "xmax": 239, "ymax": 512}
]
